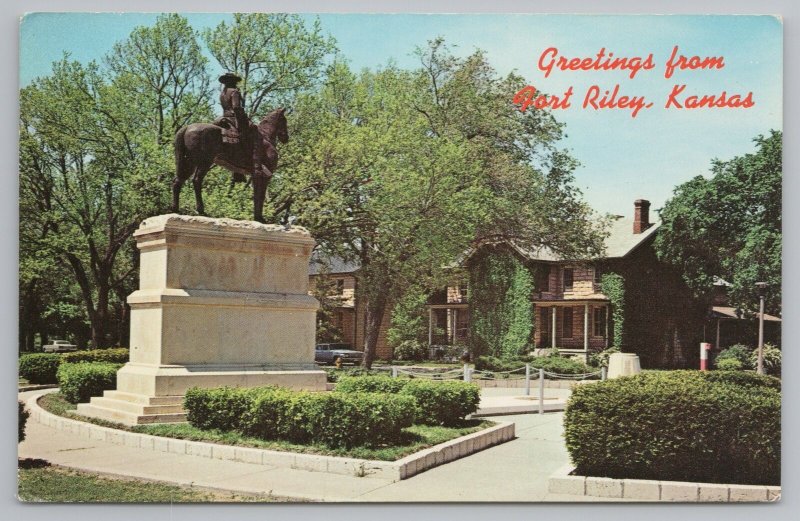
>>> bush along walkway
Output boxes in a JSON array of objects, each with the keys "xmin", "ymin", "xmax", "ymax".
[{"xmin": 19, "ymin": 388, "xmax": 608, "ymax": 502}]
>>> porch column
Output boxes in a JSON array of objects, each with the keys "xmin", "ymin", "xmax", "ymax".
[
  {"xmin": 584, "ymin": 303, "xmax": 589, "ymax": 352},
  {"xmin": 605, "ymin": 304, "xmax": 610, "ymax": 348},
  {"xmin": 453, "ymin": 308, "xmax": 458, "ymax": 344},
  {"xmin": 716, "ymin": 319, "xmax": 721, "ymax": 350},
  {"xmin": 551, "ymin": 306, "xmax": 557, "ymax": 349},
  {"xmin": 428, "ymin": 307, "xmax": 433, "ymax": 346}
]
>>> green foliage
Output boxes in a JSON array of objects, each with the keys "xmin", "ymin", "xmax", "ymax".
[
  {"xmin": 19, "ymin": 401, "xmax": 29, "ymax": 443},
  {"xmin": 310, "ymin": 269, "xmax": 344, "ymax": 344},
  {"xmin": 599, "ymin": 273, "xmax": 625, "ymax": 349},
  {"xmin": 715, "ymin": 358, "xmax": 743, "ymax": 371},
  {"xmin": 703, "ymin": 369, "xmax": 781, "ymax": 391},
  {"xmin": 335, "ymin": 375, "xmax": 480, "ymax": 426},
  {"xmin": 56, "ymin": 362, "xmax": 123, "ymax": 404},
  {"xmin": 184, "ymin": 386, "xmax": 269, "ymax": 432},
  {"xmin": 475, "ymin": 354, "xmax": 591, "ymax": 375},
  {"xmin": 588, "ymin": 347, "xmax": 619, "ymax": 368},
  {"xmin": 19, "ymin": 353, "xmax": 62, "ymax": 384},
  {"xmin": 61, "ymin": 348, "xmax": 129, "ymax": 364},
  {"xmin": 392, "ymin": 340, "xmax": 428, "ymax": 362},
  {"xmin": 474, "ymin": 355, "xmax": 525, "ymax": 372},
  {"xmin": 715, "ymin": 344, "xmax": 753, "ymax": 370},
  {"xmin": 468, "ymin": 247, "xmax": 533, "ymax": 359},
  {"xmin": 401, "ymin": 380, "xmax": 481, "ymax": 426},
  {"xmin": 564, "ymin": 370, "xmax": 780, "ymax": 485},
  {"xmin": 655, "ymin": 131, "xmax": 781, "ymax": 315},
  {"xmin": 183, "ymin": 386, "xmax": 417, "ymax": 449},
  {"xmin": 751, "ymin": 343, "xmax": 782, "ymax": 376},
  {"xmin": 387, "ymin": 287, "xmax": 430, "ymax": 355}
]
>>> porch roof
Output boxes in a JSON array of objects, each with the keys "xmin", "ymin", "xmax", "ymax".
[
  {"xmin": 710, "ymin": 306, "xmax": 781, "ymax": 322},
  {"xmin": 532, "ymin": 298, "xmax": 610, "ymax": 306}
]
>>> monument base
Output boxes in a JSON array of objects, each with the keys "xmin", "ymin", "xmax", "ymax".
[{"xmin": 77, "ymin": 363, "xmax": 327, "ymax": 425}]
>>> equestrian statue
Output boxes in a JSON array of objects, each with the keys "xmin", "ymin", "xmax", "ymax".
[{"xmin": 172, "ymin": 71, "xmax": 288, "ymax": 223}]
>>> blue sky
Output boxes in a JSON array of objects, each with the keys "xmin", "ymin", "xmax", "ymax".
[{"xmin": 19, "ymin": 13, "xmax": 782, "ymax": 217}]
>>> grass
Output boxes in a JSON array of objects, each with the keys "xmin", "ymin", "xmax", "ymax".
[
  {"xmin": 17, "ymin": 460, "xmax": 288, "ymax": 502},
  {"xmin": 39, "ymin": 392, "xmax": 493, "ymax": 461}
]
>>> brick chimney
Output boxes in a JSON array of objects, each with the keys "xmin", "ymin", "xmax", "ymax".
[{"xmin": 633, "ymin": 199, "xmax": 651, "ymax": 234}]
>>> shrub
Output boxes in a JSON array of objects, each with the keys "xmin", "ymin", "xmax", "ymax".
[
  {"xmin": 19, "ymin": 353, "xmax": 62, "ymax": 384},
  {"xmin": 392, "ymin": 340, "xmax": 428, "ymax": 362},
  {"xmin": 19, "ymin": 401, "xmax": 29, "ymax": 442},
  {"xmin": 400, "ymin": 380, "xmax": 481, "ymax": 426},
  {"xmin": 62, "ymin": 348, "xmax": 129, "ymax": 364},
  {"xmin": 473, "ymin": 355, "xmax": 525, "ymax": 372},
  {"xmin": 303, "ymin": 392, "xmax": 418, "ymax": 448},
  {"xmin": 588, "ymin": 347, "xmax": 620, "ymax": 368},
  {"xmin": 750, "ymin": 343, "xmax": 781, "ymax": 376},
  {"xmin": 564, "ymin": 370, "xmax": 780, "ymax": 485},
  {"xmin": 184, "ymin": 386, "xmax": 270, "ymax": 431},
  {"xmin": 703, "ymin": 369, "xmax": 781, "ymax": 391},
  {"xmin": 56, "ymin": 362, "xmax": 123, "ymax": 404},
  {"xmin": 529, "ymin": 356, "xmax": 591, "ymax": 375},
  {"xmin": 715, "ymin": 344, "xmax": 753, "ymax": 370},
  {"xmin": 335, "ymin": 375, "xmax": 408, "ymax": 394},
  {"xmin": 715, "ymin": 358, "xmax": 742, "ymax": 371},
  {"xmin": 240, "ymin": 388, "xmax": 314, "ymax": 443}
]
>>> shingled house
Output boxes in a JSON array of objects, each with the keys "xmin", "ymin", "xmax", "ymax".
[{"xmin": 428, "ymin": 199, "xmax": 708, "ymax": 368}]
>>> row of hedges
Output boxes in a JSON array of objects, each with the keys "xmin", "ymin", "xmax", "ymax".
[
  {"xmin": 57, "ymin": 362, "xmax": 124, "ymax": 403},
  {"xmin": 184, "ymin": 386, "xmax": 417, "ymax": 449},
  {"xmin": 335, "ymin": 376, "xmax": 480, "ymax": 426},
  {"xmin": 19, "ymin": 349, "xmax": 129, "ymax": 384},
  {"xmin": 564, "ymin": 370, "xmax": 781, "ymax": 485},
  {"xmin": 473, "ymin": 355, "xmax": 592, "ymax": 375}
]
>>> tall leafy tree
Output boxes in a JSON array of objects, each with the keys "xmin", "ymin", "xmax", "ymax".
[{"xmin": 655, "ymin": 131, "xmax": 782, "ymax": 315}]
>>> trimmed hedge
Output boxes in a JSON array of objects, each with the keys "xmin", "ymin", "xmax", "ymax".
[
  {"xmin": 715, "ymin": 358, "xmax": 742, "ymax": 371},
  {"xmin": 62, "ymin": 348, "xmax": 129, "ymax": 364},
  {"xmin": 19, "ymin": 353, "xmax": 62, "ymax": 384},
  {"xmin": 19, "ymin": 401, "xmax": 29, "ymax": 442},
  {"xmin": 564, "ymin": 370, "xmax": 780, "ymax": 485},
  {"xmin": 184, "ymin": 386, "xmax": 417, "ymax": 449},
  {"xmin": 475, "ymin": 355, "xmax": 591, "ymax": 376},
  {"xmin": 335, "ymin": 375, "xmax": 481, "ymax": 426},
  {"xmin": 56, "ymin": 362, "xmax": 123, "ymax": 404}
]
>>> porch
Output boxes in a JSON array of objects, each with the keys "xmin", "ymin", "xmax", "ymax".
[
  {"xmin": 533, "ymin": 300, "xmax": 611, "ymax": 359},
  {"xmin": 427, "ymin": 304, "xmax": 469, "ymax": 346}
]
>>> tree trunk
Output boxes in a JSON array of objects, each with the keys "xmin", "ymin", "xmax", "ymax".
[{"xmin": 362, "ymin": 293, "xmax": 388, "ymax": 369}]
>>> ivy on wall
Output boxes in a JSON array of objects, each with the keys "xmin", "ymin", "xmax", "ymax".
[
  {"xmin": 600, "ymin": 272, "xmax": 625, "ymax": 349},
  {"xmin": 468, "ymin": 246, "xmax": 534, "ymax": 359}
]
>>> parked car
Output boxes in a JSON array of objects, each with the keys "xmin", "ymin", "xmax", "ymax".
[
  {"xmin": 42, "ymin": 340, "xmax": 78, "ymax": 353},
  {"xmin": 314, "ymin": 343, "xmax": 363, "ymax": 365}
]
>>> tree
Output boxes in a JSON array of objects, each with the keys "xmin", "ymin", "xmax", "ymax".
[
  {"xmin": 655, "ymin": 131, "xmax": 781, "ymax": 315},
  {"xmin": 275, "ymin": 41, "xmax": 605, "ymax": 368}
]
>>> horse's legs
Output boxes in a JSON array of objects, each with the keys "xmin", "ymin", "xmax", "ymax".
[
  {"xmin": 171, "ymin": 176, "xmax": 186, "ymax": 213},
  {"xmin": 192, "ymin": 165, "xmax": 211, "ymax": 216},
  {"xmin": 252, "ymin": 170, "xmax": 270, "ymax": 223}
]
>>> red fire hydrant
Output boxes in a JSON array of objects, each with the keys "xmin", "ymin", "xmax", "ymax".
[{"xmin": 700, "ymin": 342, "xmax": 712, "ymax": 371}]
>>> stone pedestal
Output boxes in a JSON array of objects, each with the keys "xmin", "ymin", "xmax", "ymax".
[
  {"xmin": 607, "ymin": 352, "xmax": 642, "ymax": 379},
  {"xmin": 77, "ymin": 214, "xmax": 326, "ymax": 425}
]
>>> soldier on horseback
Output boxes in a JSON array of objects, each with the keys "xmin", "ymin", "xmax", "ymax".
[{"xmin": 215, "ymin": 71, "xmax": 249, "ymax": 143}]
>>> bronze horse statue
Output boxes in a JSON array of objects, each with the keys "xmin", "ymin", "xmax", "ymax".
[{"xmin": 171, "ymin": 107, "xmax": 288, "ymax": 222}]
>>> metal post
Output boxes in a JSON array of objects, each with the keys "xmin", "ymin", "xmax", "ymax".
[
  {"xmin": 524, "ymin": 364, "xmax": 531, "ymax": 396},
  {"xmin": 601, "ymin": 366, "xmax": 607, "ymax": 380},
  {"xmin": 392, "ymin": 366, "xmax": 398, "ymax": 378},
  {"xmin": 584, "ymin": 303, "xmax": 589, "ymax": 353},
  {"xmin": 551, "ymin": 306, "xmax": 557, "ymax": 349},
  {"xmin": 464, "ymin": 363, "xmax": 471, "ymax": 382},
  {"xmin": 538, "ymin": 368, "xmax": 545, "ymax": 414}
]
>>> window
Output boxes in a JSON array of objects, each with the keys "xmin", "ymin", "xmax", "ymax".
[
  {"xmin": 562, "ymin": 307, "xmax": 573, "ymax": 338},
  {"xmin": 593, "ymin": 307, "xmax": 606, "ymax": 337},
  {"xmin": 457, "ymin": 279, "xmax": 469, "ymax": 300},
  {"xmin": 536, "ymin": 267, "xmax": 550, "ymax": 292},
  {"xmin": 563, "ymin": 268, "xmax": 574, "ymax": 291},
  {"xmin": 594, "ymin": 265, "xmax": 602, "ymax": 284},
  {"xmin": 335, "ymin": 279, "xmax": 345, "ymax": 295}
]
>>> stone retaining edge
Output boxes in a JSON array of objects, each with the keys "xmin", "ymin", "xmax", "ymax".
[
  {"xmin": 548, "ymin": 465, "xmax": 781, "ymax": 502},
  {"xmin": 26, "ymin": 392, "xmax": 514, "ymax": 482}
]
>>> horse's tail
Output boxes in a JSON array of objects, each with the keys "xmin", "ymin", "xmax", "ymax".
[{"xmin": 173, "ymin": 126, "xmax": 192, "ymax": 181}]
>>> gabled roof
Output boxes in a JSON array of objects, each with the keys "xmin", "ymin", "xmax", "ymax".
[{"xmin": 308, "ymin": 252, "xmax": 361, "ymax": 276}]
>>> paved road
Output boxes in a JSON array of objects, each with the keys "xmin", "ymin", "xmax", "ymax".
[{"xmin": 17, "ymin": 389, "xmax": 622, "ymax": 502}]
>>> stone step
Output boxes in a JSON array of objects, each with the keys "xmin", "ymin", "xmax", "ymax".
[
  {"xmin": 103, "ymin": 390, "xmax": 184, "ymax": 406},
  {"xmin": 89, "ymin": 397, "xmax": 186, "ymax": 415},
  {"xmin": 76, "ymin": 402, "xmax": 188, "ymax": 426}
]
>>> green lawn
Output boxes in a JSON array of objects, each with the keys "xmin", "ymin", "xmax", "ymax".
[
  {"xmin": 39, "ymin": 393, "xmax": 492, "ymax": 461},
  {"xmin": 17, "ymin": 461, "xmax": 287, "ymax": 502}
]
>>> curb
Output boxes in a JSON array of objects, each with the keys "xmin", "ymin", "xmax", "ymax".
[
  {"xmin": 548, "ymin": 465, "xmax": 781, "ymax": 502},
  {"xmin": 25, "ymin": 391, "xmax": 514, "ymax": 482},
  {"xmin": 18, "ymin": 384, "xmax": 58, "ymax": 392}
]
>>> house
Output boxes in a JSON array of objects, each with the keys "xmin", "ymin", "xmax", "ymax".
[
  {"xmin": 307, "ymin": 255, "xmax": 394, "ymax": 360},
  {"xmin": 427, "ymin": 199, "xmax": 708, "ymax": 368}
]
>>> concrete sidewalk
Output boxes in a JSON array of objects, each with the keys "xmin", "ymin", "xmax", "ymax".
[{"xmin": 18, "ymin": 389, "xmax": 623, "ymax": 502}]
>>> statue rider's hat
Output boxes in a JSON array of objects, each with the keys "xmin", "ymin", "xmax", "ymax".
[{"xmin": 218, "ymin": 72, "xmax": 243, "ymax": 85}]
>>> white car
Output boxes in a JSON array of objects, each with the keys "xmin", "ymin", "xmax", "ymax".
[{"xmin": 42, "ymin": 340, "xmax": 78, "ymax": 353}]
